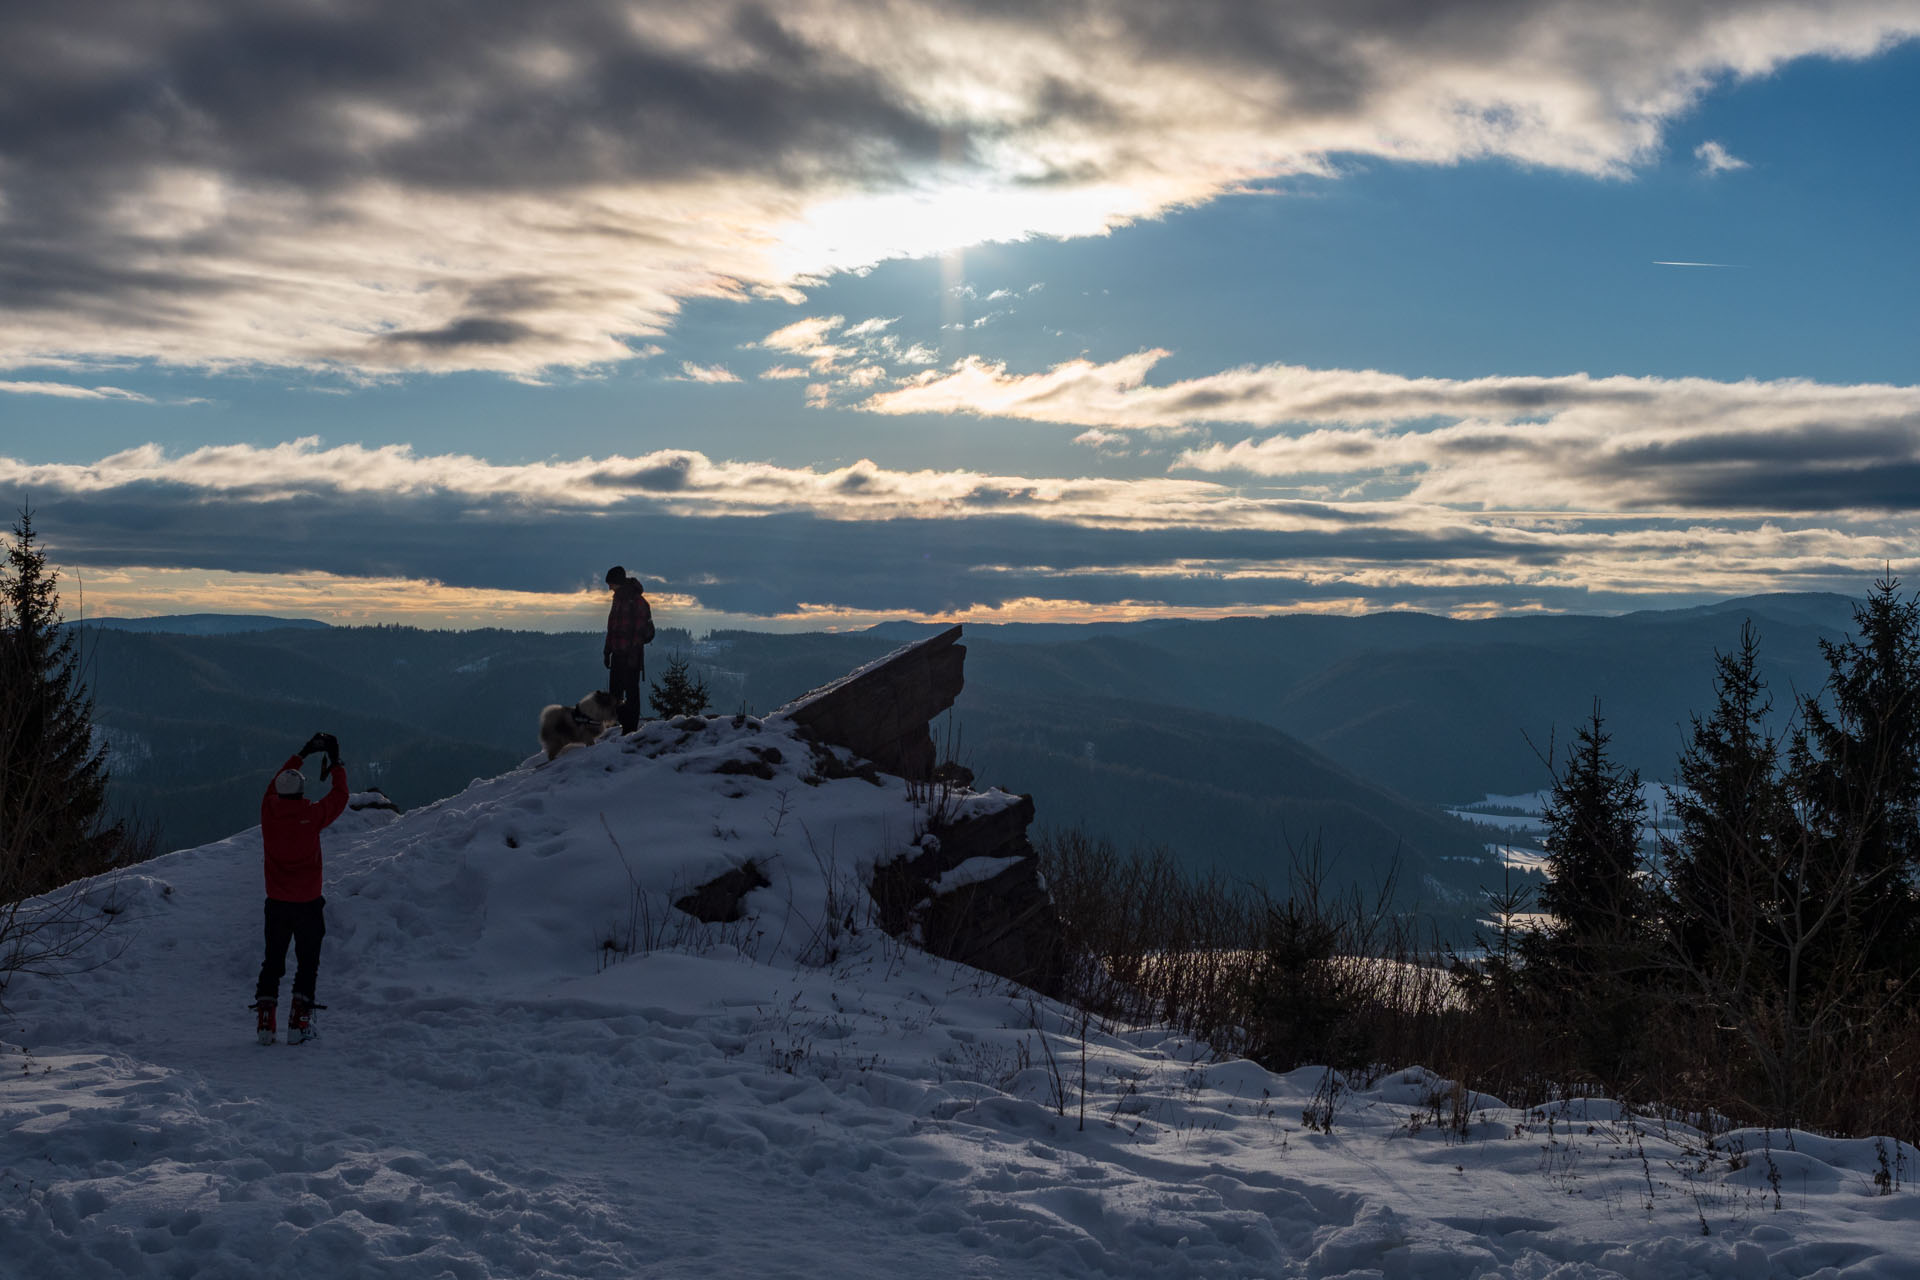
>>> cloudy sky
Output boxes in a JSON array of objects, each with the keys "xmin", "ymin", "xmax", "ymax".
[{"xmin": 5, "ymin": 0, "xmax": 1919, "ymax": 631}]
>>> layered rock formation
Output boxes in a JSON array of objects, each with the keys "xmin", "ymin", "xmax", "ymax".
[
  {"xmin": 869, "ymin": 794, "xmax": 1065, "ymax": 997},
  {"xmin": 683, "ymin": 625, "xmax": 1068, "ymax": 995}
]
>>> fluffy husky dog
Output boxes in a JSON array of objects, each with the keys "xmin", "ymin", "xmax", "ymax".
[{"xmin": 538, "ymin": 690, "xmax": 620, "ymax": 761}]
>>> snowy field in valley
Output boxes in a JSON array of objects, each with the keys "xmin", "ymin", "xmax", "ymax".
[
  {"xmin": 1449, "ymin": 787, "xmax": 1677, "ymax": 845},
  {"xmin": 1448, "ymin": 787, "xmax": 1685, "ymax": 881},
  {"xmin": 4, "ymin": 716, "xmax": 1917, "ymax": 1278}
]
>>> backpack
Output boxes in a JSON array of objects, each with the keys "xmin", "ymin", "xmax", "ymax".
[{"xmin": 636, "ymin": 596, "xmax": 656, "ymax": 645}]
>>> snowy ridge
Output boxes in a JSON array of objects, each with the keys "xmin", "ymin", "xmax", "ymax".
[{"xmin": 3, "ymin": 716, "xmax": 1917, "ymax": 1278}]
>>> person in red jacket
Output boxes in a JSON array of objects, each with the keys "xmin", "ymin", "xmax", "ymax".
[
  {"xmin": 603, "ymin": 566, "xmax": 654, "ymax": 734},
  {"xmin": 251, "ymin": 732, "xmax": 348, "ymax": 1045}
]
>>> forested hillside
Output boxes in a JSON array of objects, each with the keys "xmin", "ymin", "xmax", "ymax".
[{"xmin": 935, "ymin": 595, "xmax": 1851, "ymax": 802}]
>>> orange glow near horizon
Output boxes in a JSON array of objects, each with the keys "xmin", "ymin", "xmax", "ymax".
[
  {"xmin": 52, "ymin": 565, "xmax": 1590, "ymax": 635},
  {"xmin": 64, "ymin": 566, "xmax": 613, "ymax": 632}
]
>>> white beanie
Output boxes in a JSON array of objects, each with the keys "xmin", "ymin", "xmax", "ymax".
[{"xmin": 274, "ymin": 768, "xmax": 305, "ymax": 797}]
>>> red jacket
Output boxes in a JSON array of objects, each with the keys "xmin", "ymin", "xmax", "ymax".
[
  {"xmin": 261, "ymin": 754, "xmax": 349, "ymax": 902},
  {"xmin": 604, "ymin": 579, "xmax": 652, "ymax": 656}
]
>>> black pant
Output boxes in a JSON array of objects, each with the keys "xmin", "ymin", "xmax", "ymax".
[
  {"xmin": 610, "ymin": 649, "xmax": 645, "ymax": 734},
  {"xmin": 255, "ymin": 897, "xmax": 326, "ymax": 1004}
]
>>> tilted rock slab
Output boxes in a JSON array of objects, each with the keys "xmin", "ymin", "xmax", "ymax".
[{"xmin": 774, "ymin": 624, "xmax": 966, "ymax": 782}]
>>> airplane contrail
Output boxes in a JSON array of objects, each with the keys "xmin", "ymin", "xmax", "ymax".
[{"xmin": 1653, "ymin": 260, "xmax": 1744, "ymax": 268}]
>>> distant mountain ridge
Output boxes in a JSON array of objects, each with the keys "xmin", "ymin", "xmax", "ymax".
[
  {"xmin": 949, "ymin": 593, "xmax": 1860, "ymax": 802},
  {"xmin": 1619, "ymin": 592, "xmax": 1860, "ymax": 628},
  {"xmin": 70, "ymin": 613, "xmax": 331, "ymax": 635}
]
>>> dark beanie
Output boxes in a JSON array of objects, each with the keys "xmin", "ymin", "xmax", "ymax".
[{"xmin": 605, "ymin": 566, "xmax": 625, "ymax": 586}]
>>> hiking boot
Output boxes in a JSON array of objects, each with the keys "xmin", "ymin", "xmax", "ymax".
[
  {"xmin": 253, "ymin": 1000, "xmax": 277, "ymax": 1046},
  {"xmin": 287, "ymin": 997, "xmax": 317, "ymax": 1045}
]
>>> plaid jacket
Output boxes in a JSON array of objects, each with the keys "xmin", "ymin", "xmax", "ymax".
[{"xmin": 604, "ymin": 580, "xmax": 653, "ymax": 655}]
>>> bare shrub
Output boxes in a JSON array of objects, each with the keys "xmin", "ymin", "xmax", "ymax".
[
  {"xmin": 1037, "ymin": 827, "xmax": 1461, "ymax": 1081},
  {"xmin": 1038, "ymin": 827, "xmax": 1262, "ymax": 1045}
]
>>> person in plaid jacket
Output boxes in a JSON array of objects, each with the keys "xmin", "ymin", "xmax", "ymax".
[{"xmin": 603, "ymin": 566, "xmax": 654, "ymax": 733}]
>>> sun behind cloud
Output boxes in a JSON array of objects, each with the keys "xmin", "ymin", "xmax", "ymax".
[{"xmin": 5, "ymin": 1, "xmax": 1914, "ymax": 379}]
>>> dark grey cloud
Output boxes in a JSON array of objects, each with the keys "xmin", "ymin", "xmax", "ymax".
[
  {"xmin": 1608, "ymin": 421, "xmax": 1920, "ymax": 470},
  {"xmin": 0, "ymin": 2, "xmax": 944, "ymax": 196},
  {"xmin": 1645, "ymin": 462, "xmax": 1920, "ymax": 513},
  {"xmin": 377, "ymin": 318, "xmax": 539, "ymax": 351},
  {"xmin": 588, "ymin": 457, "xmax": 698, "ymax": 492},
  {"xmin": 0, "ymin": 244, "xmax": 235, "ymax": 327},
  {"xmin": 1431, "ymin": 416, "xmax": 1920, "ymax": 510}
]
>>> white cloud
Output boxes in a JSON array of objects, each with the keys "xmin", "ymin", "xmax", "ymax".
[
  {"xmin": 0, "ymin": 438, "xmax": 1275, "ymax": 531},
  {"xmin": 3, "ymin": 2, "xmax": 1913, "ymax": 376},
  {"xmin": 868, "ymin": 350, "xmax": 1918, "ymax": 433},
  {"xmin": 759, "ymin": 313, "xmax": 940, "ymax": 386},
  {"xmin": 867, "ymin": 351, "xmax": 1176, "ymax": 425},
  {"xmin": 864, "ymin": 350, "xmax": 1920, "ymax": 512},
  {"xmin": 1694, "ymin": 140, "xmax": 1751, "ymax": 173},
  {"xmin": 758, "ymin": 316, "xmax": 850, "ymax": 369},
  {"xmin": 0, "ymin": 381, "xmax": 153, "ymax": 402},
  {"xmin": 1073, "ymin": 427, "xmax": 1133, "ymax": 456},
  {"xmin": 677, "ymin": 362, "xmax": 741, "ymax": 384}
]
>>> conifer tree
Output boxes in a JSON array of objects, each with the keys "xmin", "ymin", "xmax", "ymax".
[
  {"xmin": 1531, "ymin": 702, "xmax": 1651, "ymax": 966},
  {"xmin": 1655, "ymin": 615, "xmax": 1894, "ymax": 1127},
  {"xmin": 1523, "ymin": 702, "xmax": 1652, "ymax": 1083},
  {"xmin": 1662, "ymin": 621, "xmax": 1794, "ymax": 975},
  {"xmin": 1787, "ymin": 574, "xmax": 1920, "ymax": 976},
  {"xmin": 648, "ymin": 652, "xmax": 711, "ymax": 719},
  {"xmin": 0, "ymin": 506, "xmax": 124, "ymax": 901}
]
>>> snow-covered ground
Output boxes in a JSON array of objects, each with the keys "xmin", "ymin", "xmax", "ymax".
[{"xmin": 5, "ymin": 717, "xmax": 1916, "ymax": 1278}]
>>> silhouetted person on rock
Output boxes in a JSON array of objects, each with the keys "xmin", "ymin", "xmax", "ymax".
[{"xmin": 604, "ymin": 567, "xmax": 654, "ymax": 734}]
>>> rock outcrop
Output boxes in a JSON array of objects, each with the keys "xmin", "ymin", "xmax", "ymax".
[
  {"xmin": 348, "ymin": 788, "xmax": 400, "ymax": 814},
  {"xmin": 869, "ymin": 795, "xmax": 1067, "ymax": 998},
  {"xmin": 760, "ymin": 624, "xmax": 1067, "ymax": 996},
  {"xmin": 675, "ymin": 860, "xmax": 772, "ymax": 924},
  {"xmin": 774, "ymin": 625, "xmax": 965, "ymax": 782}
]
